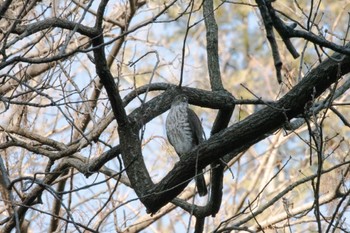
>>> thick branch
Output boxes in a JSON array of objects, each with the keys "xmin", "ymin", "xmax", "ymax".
[
  {"xmin": 12, "ymin": 18, "xmax": 98, "ymax": 39},
  {"xmin": 143, "ymin": 46, "xmax": 350, "ymax": 214},
  {"xmin": 203, "ymin": 0, "xmax": 223, "ymax": 91},
  {"xmin": 92, "ymin": 35, "xmax": 128, "ymax": 127}
]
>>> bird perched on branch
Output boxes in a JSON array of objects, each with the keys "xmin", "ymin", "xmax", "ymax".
[{"xmin": 166, "ymin": 94, "xmax": 207, "ymax": 196}]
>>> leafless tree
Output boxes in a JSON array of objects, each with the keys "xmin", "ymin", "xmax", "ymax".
[{"xmin": 1, "ymin": 0, "xmax": 350, "ymax": 232}]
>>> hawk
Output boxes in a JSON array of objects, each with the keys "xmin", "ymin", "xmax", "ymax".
[{"xmin": 166, "ymin": 94, "xmax": 207, "ymax": 196}]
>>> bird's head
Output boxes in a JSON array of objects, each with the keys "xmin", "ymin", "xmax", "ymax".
[{"xmin": 171, "ymin": 94, "xmax": 188, "ymax": 108}]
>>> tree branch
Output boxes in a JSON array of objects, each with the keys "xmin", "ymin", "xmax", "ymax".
[
  {"xmin": 203, "ymin": 0, "xmax": 223, "ymax": 91},
  {"xmin": 143, "ymin": 45, "xmax": 350, "ymax": 214}
]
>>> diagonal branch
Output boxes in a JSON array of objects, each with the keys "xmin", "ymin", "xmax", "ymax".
[{"xmin": 143, "ymin": 45, "xmax": 350, "ymax": 214}]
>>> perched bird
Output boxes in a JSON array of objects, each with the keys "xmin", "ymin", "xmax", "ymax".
[{"xmin": 166, "ymin": 94, "xmax": 207, "ymax": 196}]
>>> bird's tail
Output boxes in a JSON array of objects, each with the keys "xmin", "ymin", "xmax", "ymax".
[{"xmin": 195, "ymin": 171, "xmax": 207, "ymax": 196}]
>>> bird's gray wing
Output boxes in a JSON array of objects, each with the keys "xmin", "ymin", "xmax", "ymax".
[
  {"xmin": 165, "ymin": 113, "xmax": 176, "ymax": 147},
  {"xmin": 187, "ymin": 108, "xmax": 204, "ymax": 144}
]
